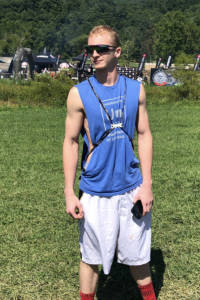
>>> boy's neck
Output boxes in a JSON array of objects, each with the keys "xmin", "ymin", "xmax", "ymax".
[{"xmin": 95, "ymin": 68, "xmax": 119, "ymax": 86}]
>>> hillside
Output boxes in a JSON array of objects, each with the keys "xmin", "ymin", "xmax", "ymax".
[{"xmin": 0, "ymin": 0, "xmax": 199, "ymax": 60}]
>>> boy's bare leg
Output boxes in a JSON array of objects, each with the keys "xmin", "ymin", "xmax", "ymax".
[
  {"xmin": 79, "ymin": 261, "xmax": 99, "ymax": 293},
  {"xmin": 130, "ymin": 262, "xmax": 151, "ymax": 285},
  {"xmin": 130, "ymin": 263, "xmax": 156, "ymax": 299}
]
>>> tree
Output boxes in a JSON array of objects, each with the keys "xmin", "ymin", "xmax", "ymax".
[
  {"xmin": 153, "ymin": 10, "xmax": 200, "ymax": 60},
  {"xmin": 0, "ymin": 0, "xmax": 199, "ymax": 59},
  {"xmin": 120, "ymin": 40, "xmax": 135, "ymax": 63},
  {"xmin": 68, "ymin": 34, "xmax": 88, "ymax": 56}
]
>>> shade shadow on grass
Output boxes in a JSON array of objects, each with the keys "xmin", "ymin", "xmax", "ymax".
[
  {"xmin": 150, "ymin": 249, "xmax": 166, "ymax": 298},
  {"xmin": 96, "ymin": 248, "xmax": 165, "ymax": 300}
]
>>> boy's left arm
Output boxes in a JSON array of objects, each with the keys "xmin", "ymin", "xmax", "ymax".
[{"xmin": 134, "ymin": 84, "xmax": 153, "ymax": 216}]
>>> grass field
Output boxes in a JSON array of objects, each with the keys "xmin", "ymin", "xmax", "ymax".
[{"xmin": 0, "ymin": 102, "xmax": 199, "ymax": 299}]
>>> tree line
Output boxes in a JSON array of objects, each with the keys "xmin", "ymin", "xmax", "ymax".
[{"xmin": 0, "ymin": 0, "xmax": 199, "ymax": 62}]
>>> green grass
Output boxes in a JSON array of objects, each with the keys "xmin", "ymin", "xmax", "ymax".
[
  {"xmin": 0, "ymin": 69, "xmax": 199, "ymax": 108},
  {"xmin": 0, "ymin": 102, "xmax": 199, "ymax": 299},
  {"xmin": 0, "ymin": 74, "xmax": 74, "ymax": 107}
]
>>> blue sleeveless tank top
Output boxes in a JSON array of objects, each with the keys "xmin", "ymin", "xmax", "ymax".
[{"xmin": 76, "ymin": 75, "xmax": 142, "ymax": 196}]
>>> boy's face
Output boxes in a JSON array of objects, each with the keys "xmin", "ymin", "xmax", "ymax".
[{"xmin": 88, "ymin": 32, "xmax": 121, "ymax": 70}]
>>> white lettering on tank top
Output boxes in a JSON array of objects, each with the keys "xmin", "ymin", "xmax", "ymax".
[{"xmin": 100, "ymin": 95, "xmax": 126, "ymax": 142}]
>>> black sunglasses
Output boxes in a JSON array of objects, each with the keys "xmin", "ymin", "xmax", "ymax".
[{"xmin": 84, "ymin": 44, "xmax": 116, "ymax": 55}]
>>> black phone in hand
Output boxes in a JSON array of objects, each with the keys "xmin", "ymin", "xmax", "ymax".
[{"xmin": 131, "ymin": 200, "xmax": 143, "ymax": 219}]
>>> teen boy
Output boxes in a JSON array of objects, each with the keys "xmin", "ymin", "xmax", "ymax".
[{"xmin": 63, "ymin": 25, "xmax": 156, "ymax": 300}]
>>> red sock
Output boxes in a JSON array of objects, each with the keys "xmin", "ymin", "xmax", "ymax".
[
  {"xmin": 138, "ymin": 282, "xmax": 157, "ymax": 300},
  {"xmin": 80, "ymin": 291, "xmax": 95, "ymax": 300}
]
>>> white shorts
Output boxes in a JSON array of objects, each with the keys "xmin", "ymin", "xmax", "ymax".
[{"xmin": 79, "ymin": 188, "xmax": 152, "ymax": 275}]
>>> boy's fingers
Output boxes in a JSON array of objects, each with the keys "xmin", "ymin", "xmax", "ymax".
[{"xmin": 133, "ymin": 194, "xmax": 140, "ymax": 204}]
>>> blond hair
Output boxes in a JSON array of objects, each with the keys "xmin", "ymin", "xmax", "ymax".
[{"xmin": 89, "ymin": 25, "xmax": 121, "ymax": 47}]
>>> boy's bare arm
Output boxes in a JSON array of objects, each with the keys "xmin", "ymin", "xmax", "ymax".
[
  {"xmin": 134, "ymin": 84, "xmax": 153, "ymax": 215},
  {"xmin": 63, "ymin": 87, "xmax": 84, "ymax": 219}
]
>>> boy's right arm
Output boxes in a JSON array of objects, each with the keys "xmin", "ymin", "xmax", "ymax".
[{"xmin": 63, "ymin": 87, "xmax": 84, "ymax": 219}]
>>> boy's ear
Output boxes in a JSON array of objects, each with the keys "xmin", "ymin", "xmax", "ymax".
[{"xmin": 115, "ymin": 47, "xmax": 122, "ymax": 58}]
